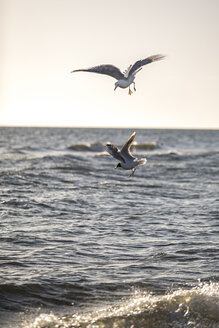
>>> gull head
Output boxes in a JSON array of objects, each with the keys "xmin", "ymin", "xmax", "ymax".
[
  {"xmin": 114, "ymin": 81, "xmax": 119, "ymax": 91},
  {"xmin": 115, "ymin": 163, "xmax": 121, "ymax": 169}
]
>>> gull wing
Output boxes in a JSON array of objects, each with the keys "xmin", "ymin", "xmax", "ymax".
[
  {"xmin": 120, "ymin": 132, "xmax": 136, "ymax": 160},
  {"xmin": 106, "ymin": 143, "xmax": 125, "ymax": 162},
  {"xmin": 128, "ymin": 54, "xmax": 165, "ymax": 76},
  {"xmin": 71, "ymin": 65, "xmax": 124, "ymax": 80}
]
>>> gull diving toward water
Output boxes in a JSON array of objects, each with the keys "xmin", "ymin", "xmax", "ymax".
[
  {"xmin": 71, "ymin": 54, "xmax": 165, "ymax": 95},
  {"xmin": 106, "ymin": 132, "xmax": 147, "ymax": 177}
]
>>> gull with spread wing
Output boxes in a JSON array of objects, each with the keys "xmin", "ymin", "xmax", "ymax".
[
  {"xmin": 106, "ymin": 132, "xmax": 147, "ymax": 177},
  {"xmin": 71, "ymin": 54, "xmax": 165, "ymax": 95}
]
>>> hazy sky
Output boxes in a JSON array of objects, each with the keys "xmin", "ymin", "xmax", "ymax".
[{"xmin": 1, "ymin": 0, "xmax": 219, "ymax": 128}]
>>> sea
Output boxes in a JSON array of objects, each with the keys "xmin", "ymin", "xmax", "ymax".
[{"xmin": 0, "ymin": 126, "xmax": 219, "ymax": 328}]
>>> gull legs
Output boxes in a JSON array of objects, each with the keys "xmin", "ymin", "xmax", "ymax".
[
  {"xmin": 129, "ymin": 168, "xmax": 136, "ymax": 177},
  {"xmin": 128, "ymin": 83, "xmax": 136, "ymax": 95}
]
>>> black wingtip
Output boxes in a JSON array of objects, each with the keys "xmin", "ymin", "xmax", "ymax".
[
  {"xmin": 155, "ymin": 54, "xmax": 167, "ymax": 61},
  {"xmin": 70, "ymin": 69, "xmax": 84, "ymax": 73}
]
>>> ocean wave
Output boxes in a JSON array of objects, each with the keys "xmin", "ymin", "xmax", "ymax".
[
  {"xmin": 0, "ymin": 283, "xmax": 95, "ymax": 311},
  {"xmin": 68, "ymin": 141, "xmax": 157, "ymax": 153},
  {"xmin": 153, "ymin": 149, "xmax": 219, "ymax": 161},
  {"xmin": 22, "ymin": 282, "xmax": 219, "ymax": 328},
  {"xmin": 68, "ymin": 142, "xmax": 106, "ymax": 152},
  {"xmin": 132, "ymin": 141, "xmax": 158, "ymax": 151}
]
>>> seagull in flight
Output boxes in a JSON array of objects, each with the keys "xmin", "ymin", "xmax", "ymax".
[
  {"xmin": 71, "ymin": 54, "xmax": 165, "ymax": 95},
  {"xmin": 106, "ymin": 132, "xmax": 147, "ymax": 177}
]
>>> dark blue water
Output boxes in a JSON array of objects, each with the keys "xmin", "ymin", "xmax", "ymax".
[{"xmin": 0, "ymin": 127, "xmax": 219, "ymax": 327}]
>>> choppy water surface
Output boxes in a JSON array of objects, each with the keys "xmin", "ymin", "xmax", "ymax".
[{"xmin": 0, "ymin": 127, "xmax": 219, "ymax": 328}]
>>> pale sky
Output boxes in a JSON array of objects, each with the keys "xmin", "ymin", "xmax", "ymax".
[{"xmin": 1, "ymin": 0, "xmax": 219, "ymax": 128}]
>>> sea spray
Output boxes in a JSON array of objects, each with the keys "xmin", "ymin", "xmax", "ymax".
[{"xmin": 25, "ymin": 282, "xmax": 219, "ymax": 328}]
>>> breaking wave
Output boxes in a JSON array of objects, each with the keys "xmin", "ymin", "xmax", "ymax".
[
  {"xmin": 23, "ymin": 282, "xmax": 219, "ymax": 328},
  {"xmin": 68, "ymin": 141, "xmax": 158, "ymax": 153},
  {"xmin": 68, "ymin": 142, "xmax": 105, "ymax": 152}
]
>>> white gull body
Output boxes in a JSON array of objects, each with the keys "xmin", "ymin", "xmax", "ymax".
[{"xmin": 116, "ymin": 74, "xmax": 135, "ymax": 90}]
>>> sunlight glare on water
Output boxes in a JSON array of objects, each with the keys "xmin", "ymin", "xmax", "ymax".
[{"xmin": 24, "ymin": 282, "xmax": 219, "ymax": 328}]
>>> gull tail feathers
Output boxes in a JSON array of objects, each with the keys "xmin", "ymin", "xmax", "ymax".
[{"xmin": 138, "ymin": 158, "xmax": 147, "ymax": 166}]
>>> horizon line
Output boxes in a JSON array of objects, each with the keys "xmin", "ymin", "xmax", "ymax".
[{"xmin": 0, "ymin": 124, "xmax": 218, "ymax": 131}]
